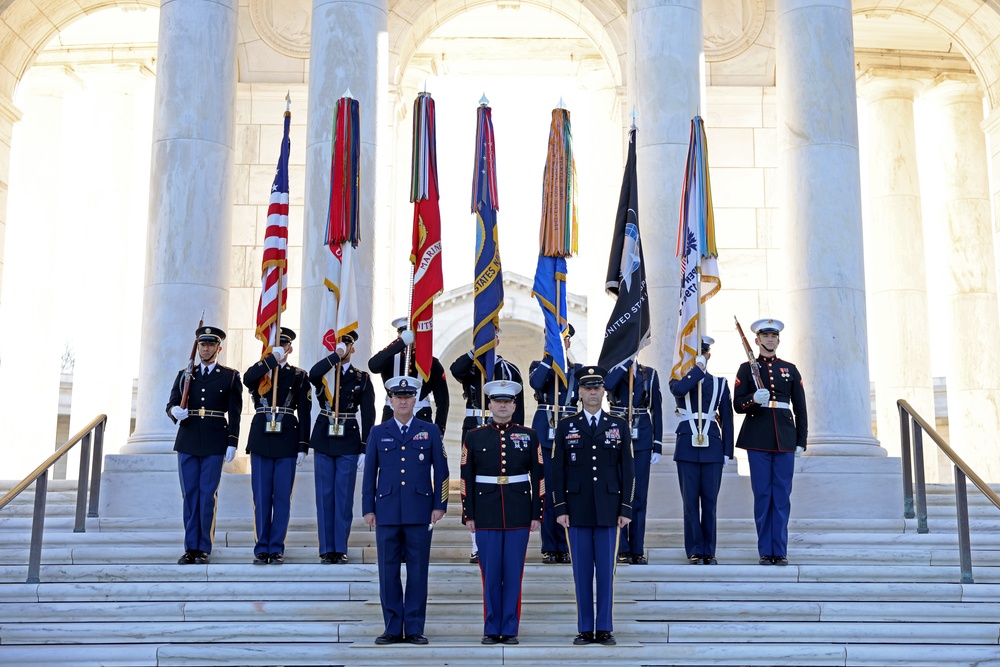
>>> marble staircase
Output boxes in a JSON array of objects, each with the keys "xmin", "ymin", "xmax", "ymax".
[{"xmin": 1, "ymin": 480, "xmax": 1000, "ymax": 666}]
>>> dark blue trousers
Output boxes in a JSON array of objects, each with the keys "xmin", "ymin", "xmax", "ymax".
[
  {"xmin": 177, "ymin": 453, "xmax": 224, "ymax": 553},
  {"xmin": 476, "ymin": 528, "xmax": 530, "ymax": 637},
  {"xmin": 314, "ymin": 451, "xmax": 358, "ymax": 554},
  {"xmin": 747, "ymin": 450, "xmax": 795, "ymax": 558},
  {"xmin": 250, "ymin": 453, "xmax": 297, "ymax": 555},
  {"xmin": 375, "ymin": 523, "xmax": 433, "ymax": 637},
  {"xmin": 676, "ymin": 460, "xmax": 724, "ymax": 557},
  {"xmin": 568, "ymin": 525, "xmax": 617, "ymax": 633},
  {"xmin": 619, "ymin": 449, "xmax": 651, "ymax": 555},
  {"xmin": 541, "ymin": 448, "xmax": 569, "ymax": 553}
]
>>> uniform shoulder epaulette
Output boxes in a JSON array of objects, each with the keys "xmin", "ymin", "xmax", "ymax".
[{"xmin": 217, "ymin": 364, "xmax": 237, "ymax": 373}]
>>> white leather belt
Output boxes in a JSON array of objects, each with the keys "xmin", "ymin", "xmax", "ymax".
[
  {"xmin": 320, "ymin": 409, "xmax": 357, "ymax": 419},
  {"xmin": 475, "ymin": 474, "xmax": 529, "ymax": 485},
  {"xmin": 256, "ymin": 407, "xmax": 295, "ymax": 415},
  {"xmin": 610, "ymin": 407, "xmax": 649, "ymax": 416},
  {"xmin": 539, "ymin": 405, "xmax": 578, "ymax": 414},
  {"xmin": 466, "ymin": 408, "xmax": 492, "ymax": 417},
  {"xmin": 767, "ymin": 401, "xmax": 791, "ymax": 410},
  {"xmin": 677, "ymin": 413, "xmax": 712, "ymax": 423}
]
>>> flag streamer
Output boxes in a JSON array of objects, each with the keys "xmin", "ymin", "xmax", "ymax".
[
  {"xmin": 538, "ymin": 108, "xmax": 578, "ymax": 257},
  {"xmin": 471, "ymin": 104, "xmax": 503, "ymax": 380},
  {"xmin": 326, "ymin": 96, "xmax": 362, "ymax": 247}
]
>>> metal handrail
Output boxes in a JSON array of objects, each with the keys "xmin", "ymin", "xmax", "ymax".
[
  {"xmin": 897, "ymin": 400, "xmax": 1000, "ymax": 583},
  {"xmin": 0, "ymin": 414, "xmax": 107, "ymax": 583}
]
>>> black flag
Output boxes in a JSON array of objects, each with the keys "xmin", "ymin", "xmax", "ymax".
[{"xmin": 598, "ymin": 128, "xmax": 650, "ymax": 375}]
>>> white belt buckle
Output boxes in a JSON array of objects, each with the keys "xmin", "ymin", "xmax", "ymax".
[
  {"xmin": 266, "ymin": 418, "xmax": 282, "ymax": 433},
  {"xmin": 328, "ymin": 422, "xmax": 344, "ymax": 437}
]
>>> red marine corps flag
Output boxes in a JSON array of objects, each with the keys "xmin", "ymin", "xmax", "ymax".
[{"xmin": 408, "ymin": 92, "xmax": 443, "ymax": 380}]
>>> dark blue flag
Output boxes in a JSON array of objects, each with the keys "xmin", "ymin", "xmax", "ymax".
[{"xmin": 471, "ymin": 104, "xmax": 503, "ymax": 380}]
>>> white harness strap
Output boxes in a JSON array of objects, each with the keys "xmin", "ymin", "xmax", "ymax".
[{"xmin": 681, "ymin": 376, "xmax": 721, "ymax": 439}]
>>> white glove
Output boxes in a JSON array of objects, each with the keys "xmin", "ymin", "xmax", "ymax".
[
  {"xmin": 272, "ymin": 346, "xmax": 286, "ymax": 363},
  {"xmin": 170, "ymin": 406, "xmax": 189, "ymax": 421},
  {"xmin": 795, "ymin": 446, "xmax": 804, "ymax": 458},
  {"xmin": 722, "ymin": 457, "xmax": 730, "ymax": 468},
  {"xmin": 695, "ymin": 355, "xmax": 707, "ymax": 370},
  {"xmin": 335, "ymin": 342, "xmax": 348, "ymax": 358},
  {"xmin": 296, "ymin": 452, "xmax": 306, "ymax": 466},
  {"xmin": 753, "ymin": 388, "xmax": 770, "ymax": 405},
  {"xmin": 650, "ymin": 452, "xmax": 661, "ymax": 465},
  {"xmin": 357, "ymin": 453, "xmax": 366, "ymax": 470},
  {"xmin": 224, "ymin": 446, "xmax": 236, "ymax": 463},
  {"xmin": 400, "ymin": 329, "xmax": 415, "ymax": 346}
]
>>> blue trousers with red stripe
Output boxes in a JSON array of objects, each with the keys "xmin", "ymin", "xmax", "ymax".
[
  {"xmin": 476, "ymin": 528, "xmax": 530, "ymax": 637},
  {"xmin": 568, "ymin": 525, "xmax": 617, "ymax": 633},
  {"xmin": 747, "ymin": 449, "xmax": 795, "ymax": 558}
]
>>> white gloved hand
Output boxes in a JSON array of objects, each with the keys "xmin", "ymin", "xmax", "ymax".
[
  {"xmin": 400, "ymin": 329, "xmax": 415, "ymax": 346},
  {"xmin": 272, "ymin": 346, "xmax": 286, "ymax": 363},
  {"xmin": 753, "ymin": 388, "xmax": 770, "ymax": 405},
  {"xmin": 722, "ymin": 457, "xmax": 730, "ymax": 468},
  {"xmin": 650, "ymin": 452, "xmax": 661, "ymax": 465},
  {"xmin": 296, "ymin": 452, "xmax": 306, "ymax": 466},
  {"xmin": 170, "ymin": 406, "xmax": 189, "ymax": 421},
  {"xmin": 357, "ymin": 453, "xmax": 366, "ymax": 470},
  {"xmin": 224, "ymin": 446, "xmax": 236, "ymax": 463},
  {"xmin": 335, "ymin": 342, "xmax": 348, "ymax": 358},
  {"xmin": 695, "ymin": 355, "xmax": 707, "ymax": 370},
  {"xmin": 795, "ymin": 446, "xmax": 804, "ymax": 458}
]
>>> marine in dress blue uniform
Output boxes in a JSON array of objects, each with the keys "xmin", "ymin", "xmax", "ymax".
[
  {"xmin": 362, "ymin": 376, "xmax": 449, "ymax": 646},
  {"xmin": 461, "ymin": 380, "xmax": 544, "ymax": 644},
  {"xmin": 552, "ymin": 366, "xmax": 635, "ymax": 647},
  {"xmin": 368, "ymin": 317, "xmax": 450, "ymax": 434},
  {"xmin": 167, "ymin": 326, "xmax": 242, "ymax": 565},
  {"xmin": 604, "ymin": 362, "xmax": 662, "ymax": 565},
  {"xmin": 309, "ymin": 329, "xmax": 376, "ymax": 564},
  {"xmin": 242, "ymin": 327, "xmax": 312, "ymax": 564},
  {"xmin": 669, "ymin": 336, "xmax": 734, "ymax": 565},
  {"xmin": 733, "ymin": 318, "xmax": 808, "ymax": 565},
  {"xmin": 528, "ymin": 323, "xmax": 580, "ymax": 563}
]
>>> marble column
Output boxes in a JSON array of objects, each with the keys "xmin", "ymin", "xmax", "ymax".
[
  {"xmin": 776, "ymin": 0, "xmax": 880, "ymax": 455},
  {"xmin": 300, "ymin": 0, "xmax": 387, "ymax": 371},
  {"xmin": 103, "ymin": 0, "xmax": 238, "ymax": 516},
  {"xmin": 628, "ymin": 0, "xmax": 702, "ymax": 456},
  {"xmin": 923, "ymin": 75, "xmax": 1000, "ymax": 482},
  {"xmin": 856, "ymin": 71, "xmax": 935, "ymax": 459},
  {"xmin": 0, "ymin": 93, "xmax": 18, "ymax": 312}
]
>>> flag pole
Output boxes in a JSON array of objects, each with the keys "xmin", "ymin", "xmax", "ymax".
[
  {"xmin": 405, "ymin": 266, "xmax": 415, "ymax": 374},
  {"xmin": 270, "ymin": 265, "xmax": 283, "ymax": 428}
]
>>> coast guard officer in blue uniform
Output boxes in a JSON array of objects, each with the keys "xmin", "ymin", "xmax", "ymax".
[
  {"xmin": 669, "ymin": 336, "xmax": 733, "ymax": 565},
  {"xmin": 362, "ymin": 375, "xmax": 449, "ymax": 646},
  {"xmin": 309, "ymin": 329, "xmax": 376, "ymax": 564},
  {"xmin": 243, "ymin": 327, "xmax": 311, "ymax": 564},
  {"xmin": 461, "ymin": 379, "xmax": 544, "ymax": 644},
  {"xmin": 733, "ymin": 318, "xmax": 808, "ymax": 565},
  {"xmin": 167, "ymin": 326, "xmax": 242, "ymax": 565},
  {"xmin": 528, "ymin": 323, "xmax": 580, "ymax": 564},
  {"xmin": 605, "ymin": 361, "xmax": 663, "ymax": 565},
  {"xmin": 552, "ymin": 366, "xmax": 635, "ymax": 646}
]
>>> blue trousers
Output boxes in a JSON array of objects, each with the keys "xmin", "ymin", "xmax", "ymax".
[
  {"xmin": 250, "ymin": 453, "xmax": 297, "ymax": 555},
  {"xmin": 314, "ymin": 451, "xmax": 358, "ymax": 554},
  {"xmin": 747, "ymin": 449, "xmax": 795, "ymax": 558},
  {"xmin": 540, "ymin": 448, "xmax": 569, "ymax": 553},
  {"xmin": 676, "ymin": 460, "xmax": 724, "ymax": 557},
  {"xmin": 476, "ymin": 528, "xmax": 530, "ymax": 637},
  {"xmin": 177, "ymin": 453, "xmax": 224, "ymax": 553},
  {"xmin": 376, "ymin": 523, "xmax": 433, "ymax": 637},
  {"xmin": 568, "ymin": 525, "xmax": 617, "ymax": 633},
  {"xmin": 619, "ymin": 449, "xmax": 651, "ymax": 555}
]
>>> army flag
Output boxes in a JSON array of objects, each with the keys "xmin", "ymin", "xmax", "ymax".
[
  {"xmin": 253, "ymin": 102, "xmax": 292, "ymax": 394},
  {"xmin": 598, "ymin": 127, "xmax": 650, "ymax": 374},
  {"xmin": 671, "ymin": 116, "xmax": 721, "ymax": 380},
  {"xmin": 470, "ymin": 102, "xmax": 503, "ymax": 380},
  {"xmin": 408, "ymin": 93, "xmax": 443, "ymax": 381}
]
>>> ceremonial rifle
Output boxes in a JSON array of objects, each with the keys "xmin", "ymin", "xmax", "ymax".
[
  {"xmin": 179, "ymin": 311, "xmax": 205, "ymax": 410},
  {"xmin": 734, "ymin": 316, "xmax": 764, "ymax": 390}
]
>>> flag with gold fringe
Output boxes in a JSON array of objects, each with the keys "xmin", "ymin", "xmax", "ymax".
[{"xmin": 470, "ymin": 102, "xmax": 503, "ymax": 380}]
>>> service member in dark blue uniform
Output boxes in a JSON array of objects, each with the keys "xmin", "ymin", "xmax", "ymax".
[
  {"xmin": 368, "ymin": 317, "xmax": 450, "ymax": 434},
  {"xmin": 669, "ymin": 336, "xmax": 734, "ymax": 565},
  {"xmin": 362, "ymin": 375, "xmax": 449, "ymax": 646},
  {"xmin": 552, "ymin": 366, "xmax": 635, "ymax": 646},
  {"xmin": 243, "ymin": 327, "xmax": 311, "ymax": 564},
  {"xmin": 309, "ymin": 329, "xmax": 376, "ymax": 564},
  {"xmin": 605, "ymin": 361, "xmax": 663, "ymax": 565},
  {"xmin": 167, "ymin": 326, "xmax": 242, "ymax": 565},
  {"xmin": 528, "ymin": 323, "xmax": 581, "ymax": 564},
  {"xmin": 733, "ymin": 318, "xmax": 808, "ymax": 565},
  {"xmin": 461, "ymin": 380, "xmax": 544, "ymax": 645}
]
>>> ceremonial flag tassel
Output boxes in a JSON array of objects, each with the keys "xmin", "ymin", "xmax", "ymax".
[
  {"xmin": 670, "ymin": 116, "xmax": 721, "ymax": 381},
  {"xmin": 408, "ymin": 92, "xmax": 443, "ymax": 381},
  {"xmin": 470, "ymin": 103, "xmax": 503, "ymax": 381},
  {"xmin": 253, "ymin": 104, "xmax": 292, "ymax": 395}
]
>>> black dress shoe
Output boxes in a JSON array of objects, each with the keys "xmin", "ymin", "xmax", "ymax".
[
  {"xmin": 542, "ymin": 552, "xmax": 558, "ymax": 564},
  {"xmin": 501, "ymin": 635, "xmax": 519, "ymax": 644},
  {"xmin": 617, "ymin": 552, "xmax": 631, "ymax": 564},
  {"xmin": 573, "ymin": 631, "xmax": 594, "ymax": 645},
  {"xmin": 336, "ymin": 553, "xmax": 349, "ymax": 564},
  {"xmin": 759, "ymin": 555, "xmax": 772, "ymax": 565},
  {"xmin": 481, "ymin": 634, "xmax": 500, "ymax": 644},
  {"xmin": 469, "ymin": 551, "xmax": 479, "ymax": 564},
  {"xmin": 632, "ymin": 554, "xmax": 648, "ymax": 565},
  {"xmin": 595, "ymin": 631, "xmax": 616, "ymax": 645},
  {"xmin": 689, "ymin": 554, "xmax": 702, "ymax": 564},
  {"xmin": 320, "ymin": 552, "xmax": 335, "ymax": 564},
  {"xmin": 406, "ymin": 633, "xmax": 429, "ymax": 644},
  {"xmin": 374, "ymin": 633, "xmax": 403, "ymax": 645},
  {"xmin": 703, "ymin": 555, "xmax": 718, "ymax": 565},
  {"xmin": 194, "ymin": 551, "xmax": 210, "ymax": 564},
  {"xmin": 772, "ymin": 556, "xmax": 788, "ymax": 566},
  {"xmin": 269, "ymin": 552, "xmax": 284, "ymax": 564},
  {"xmin": 177, "ymin": 550, "xmax": 196, "ymax": 565},
  {"xmin": 253, "ymin": 553, "xmax": 270, "ymax": 565},
  {"xmin": 557, "ymin": 552, "xmax": 572, "ymax": 564}
]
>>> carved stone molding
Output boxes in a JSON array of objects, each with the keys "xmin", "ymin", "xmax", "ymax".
[
  {"xmin": 704, "ymin": 0, "xmax": 766, "ymax": 63},
  {"xmin": 249, "ymin": 0, "xmax": 311, "ymax": 59}
]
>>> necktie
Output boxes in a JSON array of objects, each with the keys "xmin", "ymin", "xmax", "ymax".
[
  {"xmin": 401, "ymin": 424, "xmax": 408, "ymax": 437},
  {"xmin": 590, "ymin": 416, "xmax": 598, "ymax": 430},
  {"xmin": 201, "ymin": 367, "xmax": 207, "ymax": 378}
]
